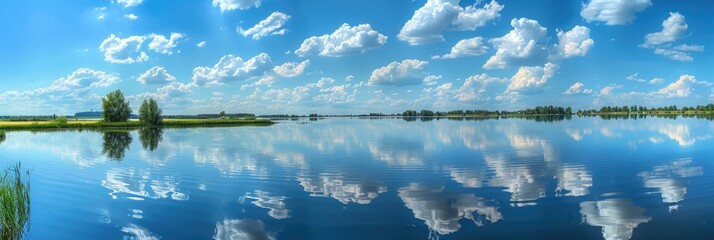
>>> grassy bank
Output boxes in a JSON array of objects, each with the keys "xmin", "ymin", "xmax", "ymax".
[{"xmin": 0, "ymin": 118, "xmax": 274, "ymax": 131}]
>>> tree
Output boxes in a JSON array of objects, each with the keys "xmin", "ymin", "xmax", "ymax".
[
  {"xmin": 139, "ymin": 98, "xmax": 162, "ymax": 125},
  {"xmin": 219, "ymin": 111, "xmax": 226, "ymax": 118},
  {"xmin": 102, "ymin": 90, "xmax": 132, "ymax": 122}
]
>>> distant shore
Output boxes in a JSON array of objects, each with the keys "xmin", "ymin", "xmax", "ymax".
[{"xmin": 0, "ymin": 118, "xmax": 274, "ymax": 131}]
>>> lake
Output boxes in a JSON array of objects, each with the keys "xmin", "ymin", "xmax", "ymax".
[{"xmin": 1, "ymin": 116, "xmax": 713, "ymax": 239}]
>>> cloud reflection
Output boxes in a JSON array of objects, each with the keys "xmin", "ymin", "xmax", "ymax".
[
  {"xmin": 214, "ymin": 219, "xmax": 274, "ymax": 240},
  {"xmin": 102, "ymin": 168, "xmax": 188, "ymax": 201},
  {"xmin": 122, "ymin": 223, "xmax": 159, "ymax": 240},
  {"xmin": 398, "ymin": 183, "xmax": 502, "ymax": 236},
  {"xmin": 298, "ymin": 175, "xmax": 386, "ymax": 204},
  {"xmin": 639, "ymin": 158, "xmax": 702, "ymax": 206},
  {"xmin": 240, "ymin": 190, "xmax": 290, "ymax": 219},
  {"xmin": 580, "ymin": 199, "xmax": 651, "ymax": 240}
]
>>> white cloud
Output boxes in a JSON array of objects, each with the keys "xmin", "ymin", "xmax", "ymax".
[
  {"xmin": 147, "ymin": 33, "xmax": 185, "ymax": 55},
  {"xmin": 643, "ymin": 12, "xmax": 687, "ymax": 47},
  {"xmin": 294, "ymin": 23, "xmax": 387, "ymax": 57},
  {"xmin": 212, "ymin": 0, "xmax": 261, "ymax": 12},
  {"xmin": 368, "ymin": 59, "xmax": 428, "ymax": 86},
  {"xmin": 98, "ymin": 34, "xmax": 148, "ymax": 64},
  {"xmin": 137, "ymin": 66, "xmax": 176, "ymax": 85},
  {"xmin": 483, "ymin": 18, "xmax": 547, "ymax": 69},
  {"xmin": 640, "ymin": 12, "xmax": 704, "ymax": 62},
  {"xmin": 238, "ymin": 12, "xmax": 290, "ymax": 40},
  {"xmin": 580, "ymin": 0, "xmax": 651, "ymax": 25},
  {"xmin": 125, "ymin": 14, "xmax": 139, "ymax": 20},
  {"xmin": 115, "ymin": 0, "xmax": 143, "ymax": 8},
  {"xmin": 99, "ymin": 33, "xmax": 185, "ymax": 64},
  {"xmin": 555, "ymin": 26, "xmax": 594, "ymax": 59},
  {"xmin": 505, "ymin": 62, "xmax": 558, "ymax": 93},
  {"xmin": 563, "ymin": 82, "xmax": 593, "ymax": 95},
  {"xmin": 196, "ymin": 41, "xmax": 207, "ymax": 48},
  {"xmin": 0, "ymin": 68, "xmax": 120, "ymax": 113},
  {"xmin": 626, "ymin": 73, "xmax": 665, "ymax": 84},
  {"xmin": 433, "ymin": 37, "xmax": 489, "ymax": 59},
  {"xmin": 657, "ymin": 75, "xmax": 712, "ymax": 98},
  {"xmin": 599, "ymin": 85, "xmax": 620, "ymax": 95},
  {"xmin": 423, "ymin": 75, "xmax": 442, "ymax": 86},
  {"xmin": 192, "ymin": 53, "xmax": 273, "ymax": 86},
  {"xmin": 457, "ymin": 73, "xmax": 507, "ymax": 101},
  {"xmin": 273, "ymin": 60, "xmax": 310, "ymax": 78},
  {"xmin": 397, "ymin": 0, "xmax": 503, "ymax": 45}
]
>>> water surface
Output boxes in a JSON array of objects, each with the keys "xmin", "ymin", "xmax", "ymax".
[{"xmin": 1, "ymin": 117, "xmax": 713, "ymax": 239}]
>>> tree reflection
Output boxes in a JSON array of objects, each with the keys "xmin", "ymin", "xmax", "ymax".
[
  {"xmin": 102, "ymin": 131, "xmax": 132, "ymax": 160},
  {"xmin": 138, "ymin": 127, "xmax": 163, "ymax": 151}
]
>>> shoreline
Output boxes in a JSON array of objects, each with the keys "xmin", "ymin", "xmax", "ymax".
[{"xmin": 0, "ymin": 119, "xmax": 274, "ymax": 131}]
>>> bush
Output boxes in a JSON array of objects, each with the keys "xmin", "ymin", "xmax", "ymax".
[
  {"xmin": 52, "ymin": 116, "xmax": 68, "ymax": 125},
  {"xmin": 139, "ymin": 98, "xmax": 162, "ymax": 125},
  {"xmin": 102, "ymin": 90, "xmax": 132, "ymax": 122}
]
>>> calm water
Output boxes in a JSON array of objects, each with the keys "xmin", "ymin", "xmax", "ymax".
[{"xmin": 1, "ymin": 117, "xmax": 714, "ymax": 239}]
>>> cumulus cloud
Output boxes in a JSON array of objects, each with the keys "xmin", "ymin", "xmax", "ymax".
[
  {"xmin": 555, "ymin": 26, "xmax": 594, "ymax": 59},
  {"xmin": 192, "ymin": 53, "xmax": 273, "ymax": 86},
  {"xmin": 656, "ymin": 75, "xmax": 712, "ymax": 98},
  {"xmin": 212, "ymin": 0, "xmax": 261, "ymax": 12},
  {"xmin": 294, "ymin": 23, "xmax": 387, "ymax": 57},
  {"xmin": 99, "ymin": 34, "xmax": 148, "ymax": 64},
  {"xmin": 368, "ymin": 59, "xmax": 428, "ymax": 86},
  {"xmin": 643, "ymin": 12, "xmax": 687, "ymax": 47},
  {"xmin": 563, "ymin": 82, "xmax": 593, "ymax": 95},
  {"xmin": 398, "ymin": 0, "xmax": 503, "ymax": 45},
  {"xmin": 147, "ymin": 33, "xmax": 185, "ymax": 55},
  {"xmin": 137, "ymin": 66, "xmax": 176, "ymax": 85},
  {"xmin": 114, "ymin": 0, "xmax": 143, "ymax": 7},
  {"xmin": 273, "ymin": 60, "xmax": 310, "ymax": 78},
  {"xmin": 238, "ymin": 12, "xmax": 290, "ymax": 40},
  {"xmin": 0, "ymin": 68, "xmax": 120, "ymax": 114},
  {"xmin": 580, "ymin": 0, "xmax": 651, "ymax": 25},
  {"xmin": 196, "ymin": 41, "xmax": 207, "ymax": 48},
  {"xmin": 457, "ymin": 73, "xmax": 507, "ymax": 101},
  {"xmin": 99, "ymin": 33, "xmax": 184, "ymax": 63},
  {"xmin": 599, "ymin": 85, "xmax": 621, "ymax": 95},
  {"xmin": 125, "ymin": 14, "xmax": 139, "ymax": 20},
  {"xmin": 483, "ymin": 18, "xmax": 548, "ymax": 69},
  {"xmin": 504, "ymin": 62, "xmax": 558, "ymax": 93},
  {"xmin": 640, "ymin": 12, "xmax": 704, "ymax": 62},
  {"xmin": 433, "ymin": 37, "xmax": 489, "ymax": 59}
]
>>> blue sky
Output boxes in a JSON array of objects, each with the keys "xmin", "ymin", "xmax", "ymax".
[{"xmin": 0, "ymin": 0, "xmax": 712, "ymax": 115}]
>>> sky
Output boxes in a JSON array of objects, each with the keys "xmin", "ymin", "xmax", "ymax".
[{"xmin": 0, "ymin": 0, "xmax": 712, "ymax": 115}]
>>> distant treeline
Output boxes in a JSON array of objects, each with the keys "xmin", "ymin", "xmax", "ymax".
[
  {"xmin": 579, "ymin": 104, "xmax": 714, "ymax": 114},
  {"xmin": 402, "ymin": 105, "xmax": 573, "ymax": 117}
]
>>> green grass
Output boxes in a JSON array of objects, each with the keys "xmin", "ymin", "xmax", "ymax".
[
  {"xmin": 0, "ymin": 119, "xmax": 274, "ymax": 131},
  {"xmin": 0, "ymin": 163, "xmax": 30, "ymax": 240}
]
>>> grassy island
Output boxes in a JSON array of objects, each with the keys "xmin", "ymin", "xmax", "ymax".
[{"xmin": 0, "ymin": 118, "xmax": 274, "ymax": 131}]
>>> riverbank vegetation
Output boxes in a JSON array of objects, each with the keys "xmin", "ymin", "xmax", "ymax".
[
  {"xmin": 578, "ymin": 104, "xmax": 714, "ymax": 115},
  {"xmin": 0, "ymin": 163, "xmax": 30, "ymax": 240}
]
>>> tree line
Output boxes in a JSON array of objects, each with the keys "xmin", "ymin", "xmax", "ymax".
[
  {"xmin": 579, "ymin": 104, "xmax": 714, "ymax": 114},
  {"xmin": 402, "ymin": 105, "xmax": 573, "ymax": 117}
]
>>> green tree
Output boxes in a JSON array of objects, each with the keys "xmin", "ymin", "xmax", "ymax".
[
  {"xmin": 219, "ymin": 111, "xmax": 226, "ymax": 118},
  {"xmin": 102, "ymin": 90, "xmax": 132, "ymax": 122},
  {"xmin": 139, "ymin": 98, "xmax": 162, "ymax": 125}
]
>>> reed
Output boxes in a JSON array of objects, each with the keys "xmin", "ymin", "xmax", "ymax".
[{"xmin": 0, "ymin": 163, "xmax": 30, "ymax": 240}]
